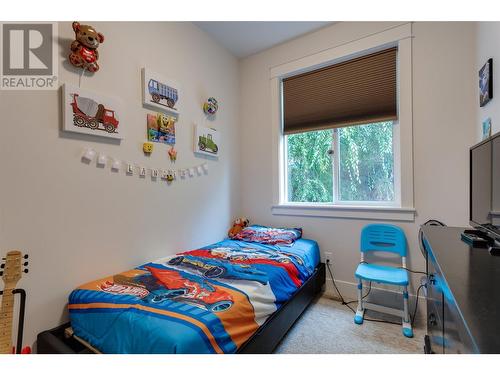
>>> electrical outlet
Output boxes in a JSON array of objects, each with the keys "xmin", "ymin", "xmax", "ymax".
[{"xmin": 324, "ymin": 252, "xmax": 333, "ymax": 263}]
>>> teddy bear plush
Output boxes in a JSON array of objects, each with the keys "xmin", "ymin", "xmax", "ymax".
[
  {"xmin": 228, "ymin": 217, "xmax": 250, "ymax": 238},
  {"xmin": 69, "ymin": 22, "xmax": 104, "ymax": 73}
]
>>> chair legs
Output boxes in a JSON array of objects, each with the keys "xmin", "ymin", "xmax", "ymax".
[
  {"xmin": 353, "ymin": 281, "xmax": 414, "ymax": 338},
  {"xmin": 354, "ymin": 279, "xmax": 365, "ymax": 324},
  {"xmin": 402, "ymin": 286, "xmax": 413, "ymax": 338}
]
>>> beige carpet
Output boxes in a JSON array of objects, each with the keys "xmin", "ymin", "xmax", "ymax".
[{"xmin": 274, "ymin": 295, "xmax": 425, "ymax": 354}]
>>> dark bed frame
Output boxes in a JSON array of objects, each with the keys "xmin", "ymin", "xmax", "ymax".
[{"xmin": 37, "ymin": 263, "xmax": 325, "ymax": 354}]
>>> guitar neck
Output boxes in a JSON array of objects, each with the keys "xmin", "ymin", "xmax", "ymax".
[
  {"xmin": 0, "ymin": 250, "xmax": 27, "ymax": 354},
  {"xmin": 0, "ymin": 288, "xmax": 15, "ymax": 354}
]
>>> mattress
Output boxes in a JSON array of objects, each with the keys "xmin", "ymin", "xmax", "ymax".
[{"xmin": 68, "ymin": 238, "xmax": 320, "ymax": 354}]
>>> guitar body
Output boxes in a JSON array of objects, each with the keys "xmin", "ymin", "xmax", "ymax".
[{"xmin": 0, "ymin": 250, "xmax": 29, "ymax": 354}]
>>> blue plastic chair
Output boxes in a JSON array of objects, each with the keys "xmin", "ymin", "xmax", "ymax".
[{"xmin": 353, "ymin": 224, "xmax": 413, "ymax": 338}]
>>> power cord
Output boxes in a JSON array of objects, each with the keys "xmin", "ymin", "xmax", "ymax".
[
  {"xmin": 400, "ymin": 267, "xmax": 427, "ymax": 275},
  {"xmin": 326, "ymin": 259, "xmax": 356, "ymax": 313},
  {"xmin": 419, "ymin": 219, "xmax": 446, "ymax": 257},
  {"xmin": 343, "ymin": 282, "xmax": 372, "ymax": 306},
  {"xmin": 326, "ymin": 260, "xmax": 416, "ymax": 326},
  {"xmin": 358, "ymin": 261, "xmax": 427, "ymax": 275},
  {"xmin": 411, "ymin": 284, "xmax": 425, "ymax": 326}
]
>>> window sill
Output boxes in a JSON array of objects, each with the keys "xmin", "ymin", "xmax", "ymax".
[{"xmin": 271, "ymin": 204, "xmax": 416, "ymax": 221}]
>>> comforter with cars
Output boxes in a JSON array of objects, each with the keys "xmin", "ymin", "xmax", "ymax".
[{"xmin": 68, "ymin": 238, "xmax": 320, "ymax": 354}]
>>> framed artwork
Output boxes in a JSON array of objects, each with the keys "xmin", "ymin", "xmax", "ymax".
[
  {"xmin": 62, "ymin": 83, "xmax": 124, "ymax": 139},
  {"xmin": 479, "ymin": 58, "xmax": 493, "ymax": 107},
  {"xmin": 142, "ymin": 68, "xmax": 180, "ymax": 115},
  {"xmin": 482, "ymin": 118, "xmax": 492, "ymax": 140},
  {"xmin": 194, "ymin": 125, "xmax": 219, "ymax": 158},
  {"xmin": 147, "ymin": 112, "xmax": 176, "ymax": 145}
]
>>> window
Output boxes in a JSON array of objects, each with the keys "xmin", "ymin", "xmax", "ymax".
[
  {"xmin": 281, "ymin": 47, "xmax": 400, "ymax": 207},
  {"xmin": 272, "ymin": 24, "xmax": 414, "ymax": 219},
  {"xmin": 286, "ymin": 128, "xmax": 334, "ymax": 203},
  {"xmin": 337, "ymin": 122, "xmax": 395, "ymax": 203},
  {"xmin": 286, "ymin": 121, "xmax": 397, "ymax": 205}
]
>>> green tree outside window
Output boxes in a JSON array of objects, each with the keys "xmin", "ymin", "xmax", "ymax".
[{"xmin": 286, "ymin": 122, "xmax": 394, "ymax": 203}]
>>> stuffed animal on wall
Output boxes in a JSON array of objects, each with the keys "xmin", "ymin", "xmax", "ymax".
[
  {"xmin": 228, "ymin": 217, "xmax": 250, "ymax": 238},
  {"xmin": 69, "ymin": 22, "xmax": 104, "ymax": 73}
]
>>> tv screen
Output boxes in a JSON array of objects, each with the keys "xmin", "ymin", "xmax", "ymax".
[{"xmin": 470, "ymin": 134, "xmax": 500, "ymax": 238}]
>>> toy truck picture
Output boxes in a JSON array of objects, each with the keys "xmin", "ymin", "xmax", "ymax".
[
  {"xmin": 148, "ymin": 79, "xmax": 178, "ymax": 109},
  {"xmin": 71, "ymin": 94, "xmax": 119, "ymax": 133},
  {"xmin": 198, "ymin": 133, "xmax": 218, "ymax": 154}
]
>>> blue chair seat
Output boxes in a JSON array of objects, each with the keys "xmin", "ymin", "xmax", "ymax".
[{"xmin": 355, "ymin": 263, "xmax": 409, "ymax": 286}]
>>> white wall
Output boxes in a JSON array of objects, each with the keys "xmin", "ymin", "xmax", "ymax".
[
  {"xmin": 477, "ymin": 22, "xmax": 500, "ymax": 139},
  {"xmin": 0, "ymin": 22, "xmax": 240, "ymax": 348},
  {"xmin": 239, "ymin": 22, "xmax": 477, "ymax": 305}
]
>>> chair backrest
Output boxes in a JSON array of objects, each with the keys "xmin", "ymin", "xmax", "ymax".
[{"xmin": 360, "ymin": 224, "xmax": 407, "ymax": 257}]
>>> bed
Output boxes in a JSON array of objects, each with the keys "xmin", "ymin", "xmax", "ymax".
[{"xmin": 38, "ymin": 228, "xmax": 325, "ymax": 354}]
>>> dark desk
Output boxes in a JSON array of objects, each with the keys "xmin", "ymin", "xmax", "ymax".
[{"xmin": 422, "ymin": 226, "xmax": 500, "ymax": 353}]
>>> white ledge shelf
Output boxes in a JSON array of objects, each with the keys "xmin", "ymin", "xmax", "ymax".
[{"xmin": 271, "ymin": 204, "xmax": 416, "ymax": 222}]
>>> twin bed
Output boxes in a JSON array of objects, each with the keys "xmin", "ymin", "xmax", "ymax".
[{"xmin": 38, "ymin": 226, "xmax": 325, "ymax": 354}]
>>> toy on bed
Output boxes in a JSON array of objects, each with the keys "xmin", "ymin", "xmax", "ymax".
[{"xmin": 228, "ymin": 217, "xmax": 250, "ymax": 238}]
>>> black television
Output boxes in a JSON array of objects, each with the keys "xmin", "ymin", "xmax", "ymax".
[{"xmin": 470, "ymin": 132, "xmax": 500, "ymax": 240}]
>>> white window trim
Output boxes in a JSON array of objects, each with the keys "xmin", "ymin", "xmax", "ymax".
[
  {"xmin": 270, "ymin": 23, "xmax": 415, "ymax": 221},
  {"xmin": 271, "ymin": 204, "xmax": 415, "ymax": 222}
]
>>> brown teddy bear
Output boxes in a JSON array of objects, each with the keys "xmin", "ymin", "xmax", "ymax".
[
  {"xmin": 69, "ymin": 22, "xmax": 104, "ymax": 73},
  {"xmin": 228, "ymin": 217, "xmax": 250, "ymax": 238}
]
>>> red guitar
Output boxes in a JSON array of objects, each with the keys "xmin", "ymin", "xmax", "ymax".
[{"xmin": 0, "ymin": 251, "xmax": 31, "ymax": 354}]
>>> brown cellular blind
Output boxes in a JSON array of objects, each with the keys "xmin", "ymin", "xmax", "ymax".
[{"xmin": 282, "ymin": 47, "xmax": 398, "ymax": 135}]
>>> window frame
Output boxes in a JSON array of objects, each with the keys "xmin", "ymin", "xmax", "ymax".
[{"xmin": 270, "ymin": 23, "xmax": 415, "ymax": 221}]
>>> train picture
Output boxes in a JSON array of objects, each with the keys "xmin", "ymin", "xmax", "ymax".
[
  {"xmin": 142, "ymin": 68, "xmax": 180, "ymax": 114},
  {"xmin": 62, "ymin": 84, "xmax": 124, "ymax": 140}
]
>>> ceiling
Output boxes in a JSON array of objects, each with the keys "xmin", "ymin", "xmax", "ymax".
[{"xmin": 194, "ymin": 22, "xmax": 333, "ymax": 58}]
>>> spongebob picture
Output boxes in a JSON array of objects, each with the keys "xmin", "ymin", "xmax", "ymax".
[{"xmin": 147, "ymin": 113, "xmax": 176, "ymax": 145}]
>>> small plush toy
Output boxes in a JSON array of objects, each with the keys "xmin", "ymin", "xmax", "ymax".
[
  {"xmin": 228, "ymin": 217, "xmax": 250, "ymax": 238},
  {"xmin": 69, "ymin": 22, "xmax": 104, "ymax": 73}
]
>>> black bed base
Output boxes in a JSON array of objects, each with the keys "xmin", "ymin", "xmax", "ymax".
[
  {"xmin": 238, "ymin": 262, "xmax": 325, "ymax": 353},
  {"xmin": 37, "ymin": 263, "xmax": 326, "ymax": 354}
]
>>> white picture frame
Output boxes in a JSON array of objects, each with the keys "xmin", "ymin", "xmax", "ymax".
[
  {"xmin": 62, "ymin": 83, "xmax": 124, "ymax": 140},
  {"xmin": 194, "ymin": 124, "xmax": 219, "ymax": 159},
  {"xmin": 142, "ymin": 68, "xmax": 180, "ymax": 115}
]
